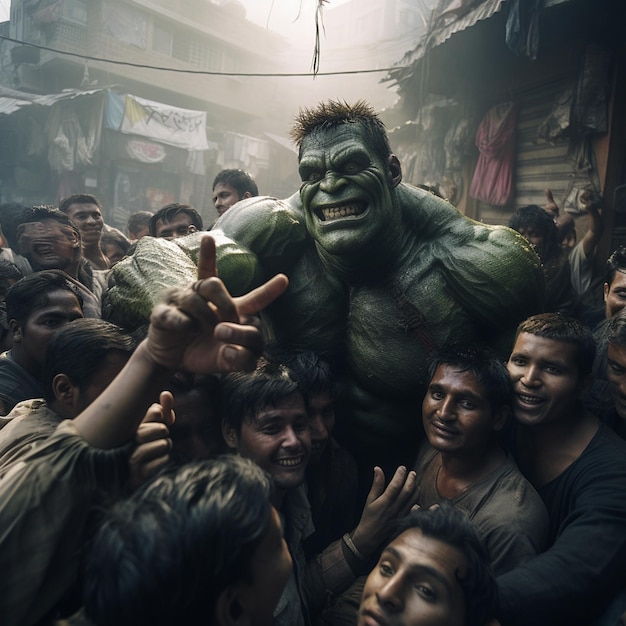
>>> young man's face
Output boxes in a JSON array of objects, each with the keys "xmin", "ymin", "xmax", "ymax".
[
  {"xmin": 212, "ymin": 183, "xmax": 245, "ymax": 216},
  {"xmin": 604, "ymin": 270, "xmax": 626, "ymax": 319},
  {"xmin": 154, "ymin": 214, "xmax": 197, "ymax": 240},
  {"xmin": 358, "ymin": 528, "xmax": 467, "ymax": 626},
  {"xmin": 236, "ymin": 507, "xmax": 292, "ymax": 626},
  {"xmin": 12, "ymin": 289, "xmax": 83, "ymax": 372},
  {"xmin": 64, "ymin": 202, "xmax": 103, "ymax": 246},
  {"xmin": 507, "ymin": 332, "xmax": 582, "ymax": 427},
  {"xmin": 308, "ymin": 389, "xmax": 336, "ymax": 463},
  {"xmin": 607, "ymin": 342, "xmax": 626, "ymax": 421},
  {"xmin": 422, "ymin": 364, "xmax": 504, "ymax": 455},
  {"xmin": 225, "ymin": 391, "xmax": 311, "ymax": 492}
]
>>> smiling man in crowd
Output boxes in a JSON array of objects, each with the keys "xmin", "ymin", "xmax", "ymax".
[
  {"xmin": 59, "ymin": 194, "xmax": 110, "ymax": 271},
  {"xmin": 496, "ymin": 313, "xmax": 626, "ymax": 625},
  {"xmin": 221, "ymin": 354, "xmax": 420, "ymax": 626},
  {"xmin": 415, "ymin": 343, "xmax": 547, "ymax": 575}
]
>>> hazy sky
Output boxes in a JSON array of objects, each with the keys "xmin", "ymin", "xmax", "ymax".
[
  {"xmin": 0, "ymin": 1, "xmax": 348, "ymax": 38},
  {"xmin": 236, "ymin": 0, "xmax": 351, "ymax": 44},
  {"xmin": 241, "ymin": 0, "xmax": 348, "ymax": 31}
]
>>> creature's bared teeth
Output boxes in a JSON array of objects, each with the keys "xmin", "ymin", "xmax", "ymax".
[{"xmin": 321, "ymin": 203, "xmax": 365, "ymax": 221}]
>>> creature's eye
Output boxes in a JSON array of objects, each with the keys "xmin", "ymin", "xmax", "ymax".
[
  {"xmin": 301, "ymin": 169, "xmax": 323, "ymax": 183},
  {"xmin": 343, "ymin": 162, "xmax": 361, "ymax": 174}
]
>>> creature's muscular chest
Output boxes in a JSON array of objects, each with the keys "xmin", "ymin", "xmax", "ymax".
[
  {"xmin": 345, "ymin": 265, "xmax": 478, "ymax": 395},
  {"xmin": 270, "ymin": 253, "xmax": 479, "ymax": 396}
]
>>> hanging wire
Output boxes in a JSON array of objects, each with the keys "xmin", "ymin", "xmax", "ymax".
[{"xmin": 311, "ymin": 0, "xmax": 329, "ymax": 76}]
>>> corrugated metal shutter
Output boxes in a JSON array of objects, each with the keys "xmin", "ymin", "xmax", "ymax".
[{"xmin": 477, "ymin": 75, "xmax": 577, "ymax": 225}]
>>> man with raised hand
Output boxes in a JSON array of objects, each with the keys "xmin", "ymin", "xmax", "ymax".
[{"xmin": 0, "ymin": 235, "xmax": 288, "ymax": 626}]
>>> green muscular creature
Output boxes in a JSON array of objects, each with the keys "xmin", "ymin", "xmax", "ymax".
[{"xmin": 108, "ymin": 101, "xmax": 543, "ymax": 472}]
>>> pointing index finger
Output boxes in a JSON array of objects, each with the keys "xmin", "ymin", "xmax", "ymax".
[
  {"xmin": 235, "ymin": 274, "xmax": 289, "ymax": 318},
  {"xmin": 197, "ymin": 234, "xmax": 217, "ymax": 280}
]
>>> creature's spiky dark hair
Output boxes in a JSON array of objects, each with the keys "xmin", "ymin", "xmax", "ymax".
[{"xmin": 290, "ymin": 100, "xmax": 392, "ymax": 158}]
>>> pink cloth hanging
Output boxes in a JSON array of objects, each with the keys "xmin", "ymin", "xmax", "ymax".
[{"xmin": 470, "ymin": 102, "xmax": 517, "ymax": 206}]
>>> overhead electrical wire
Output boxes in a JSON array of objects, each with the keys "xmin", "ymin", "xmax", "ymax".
[{"xmin": 0, "ymin": 34, "xmax": 408, "ymax": 77}]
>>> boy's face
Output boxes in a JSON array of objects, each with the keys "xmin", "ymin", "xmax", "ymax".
[
  {"xmin": 358, "ymin": 528, "xmax": 467, "ymax": 626},
  {"xmin": 225, "ymin": 391, "xmax": 311, "ymax": 492},
  {"xmin": 507, "ymin": 332, "xmax": 582, "ymax": 426}
]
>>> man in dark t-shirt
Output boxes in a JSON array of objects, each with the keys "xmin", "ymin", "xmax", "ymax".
[{"xmin": 497, "ymin": 313, "xmax": 626, "ymax": 626}]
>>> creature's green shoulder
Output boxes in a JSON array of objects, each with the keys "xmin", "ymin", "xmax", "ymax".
[
  {"xmin": 398, "ymin": 183, "xmax": 544, "ymax": 329},
  {"xmin": 213, "ymin": 193, "xmax": 307, "ymax": 260}
]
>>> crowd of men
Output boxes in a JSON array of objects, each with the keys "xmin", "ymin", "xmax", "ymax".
[{"xmin": 0, "ymin": 100, "xmax": 624, "ymax": 626}]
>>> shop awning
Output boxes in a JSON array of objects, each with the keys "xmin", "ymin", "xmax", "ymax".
[
  {"xmin": 0, "ymin": 86, "xmax": 103, "ymax": 115},
  {"xmin": 385, "ymin": 0, "xmax": 573, "ymax": 88}
]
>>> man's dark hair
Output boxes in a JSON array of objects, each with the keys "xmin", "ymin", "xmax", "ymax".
[
  {"xmin": 607, "ymin": 309, "xmax": 626, "ymax": 347},
  {"xmin": 0, "ymin": 259, "xmax": 23, "ymax": 300},
  {"xmin": 605, "ymin": 245, "xmax": 626, "ymax": 287},
  {"xmin": 290, "ymin": 100, "xmax": 392, "ymax": 161},
  {"xmin": 389, "ymin": 503, "xmax": 496, "ymax": 626},
  {"xmin": 58, "ymin": 193, "xmax": 102, "ymax": 213},
  {"xmin": 148, "ymin": 203, "xmax": 203, "ymax": 236},
  {"xmin": 427, "ymin": 343, "xmax": 512, "ymax": 414},
  {"xmin": 221, "ymin": 355, "xmax": 302, "ymax": 435},
  {"xmin": 83, "ymin": 456, "xmax": 274, "ymax": 626},
  {"xmin": 5, "ymin": 270, "xmax": 83, "ymax": 326},
  {"xmin": 212, "ymin": 169, "xmax": 258, "ymax": 198},
  {"xmin": 515, "ymin": 313, "xmax": 596, "ymax": 379},
  {"xmin": 42, "ymin": 318, "xmax": 136, "ymax": 403},
  {"xmin": 17, "ymin": 206, "xmax": 77, "ymax": 232},
  {"xmin": 127, "ymin": 211, "xmax": 153, "ymax": 238},
  {"xmin": 272, "ymin": 350, "xmax": 335, "ymax": 397},
  {"xmin": 508, "ymin": 205, "xmax": 560, "ymax": 262},
  {"xmin": 0, "ymin": 203, "xmax": 27, "ymax": 251}
]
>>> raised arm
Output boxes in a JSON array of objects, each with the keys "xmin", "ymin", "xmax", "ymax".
[
  {"xmin": 74, "ymin": 235, "xmax": 288, "ymax": 449},
  {"xmin": 578, "ymin": 188, "xmax": 604, "ymax": 258}
]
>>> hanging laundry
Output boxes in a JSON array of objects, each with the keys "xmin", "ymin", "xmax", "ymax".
[{"xmin": 469, "ymin": 102, "xmax": 516, "ymax": 206}]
